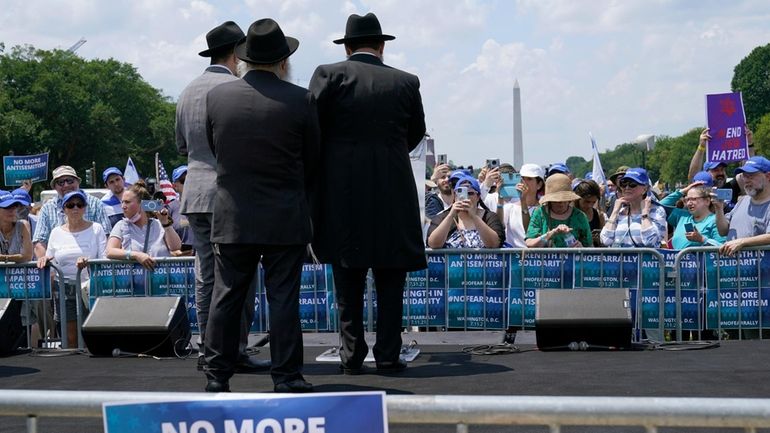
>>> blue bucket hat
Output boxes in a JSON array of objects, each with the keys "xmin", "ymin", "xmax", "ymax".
[
  {"xmin": 703, "ymin": 161, "xmax": 727, "ymax": 171},
  {"xmin": 172, "ymin": 165, "xmax": 188, "ymax": 183},
  {"xmin": 62, "ymin": 190, "xmax": 88, "ymax": 206},
  {"xmin": 692, "ymin": 171, "xmax": 714, "ymax": 187},
  {"xmin": 734, "ymin": 156, "xmax": 770, "ymax": 175},
  {"xmin": 620, "ymin": 167, "xmax": 649, "ymax": 186},
  {"xmin": 547, "ymin": 163, "xmax": 570, "ymax": 177},
  {"xmin": 454, "ymin": 175, "xmax": 481, "ymax": 194},
  {"xmin": 0, "ymin": 190, "xmax": 27, "ymax": 208},
  {"xmin": 102, "ymin": 167, "xmax": 123, "ymax": 183}
]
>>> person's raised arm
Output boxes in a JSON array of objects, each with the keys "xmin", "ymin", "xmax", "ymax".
[{"xmin": 688, "ymin": 128, "xmax": 711, "ymax": 181}]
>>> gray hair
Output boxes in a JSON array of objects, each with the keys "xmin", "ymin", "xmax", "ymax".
[{"xmin": 237, "ymin": 59, "xmax": 291, "ymax": 81}]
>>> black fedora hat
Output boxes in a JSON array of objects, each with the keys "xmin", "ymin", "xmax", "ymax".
[
  {"xmin": 235, "ymin": 18, "xmax": 299, "ymax": 65},
  {"xmin": 333, "ymin": 12, "xmax": 395, "ymax": 45},
  {"xmin": 198, "ymin": 21, "xmax": 245, "ymax": 57}
]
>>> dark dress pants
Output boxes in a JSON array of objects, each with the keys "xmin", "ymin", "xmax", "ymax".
[
  {"xmin": 187, "ymin": 213, "xmax": 256, "ymax": 356},
  {"xmin": 332, "ymin": 266, "xmax": 406, "ymax": 368},
  {"xmin": 205, "ymin": 243, "xmax": 305, "ymax": 385}
]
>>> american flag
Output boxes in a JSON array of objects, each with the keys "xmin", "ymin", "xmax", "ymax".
[{"xmin": 156, "ymin": 156, "xmax": 178, "ymax": 203}]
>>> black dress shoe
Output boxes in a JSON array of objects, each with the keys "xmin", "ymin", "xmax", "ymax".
[
  {"xmin": 338, "ymin": 363, "xmax": 366, "ymax": 375},
  {"xmin": 205, "ymin": 379, "xmax": 230, "ymax": 393},
  {"xmin": 234, "ymin": 356, "xmax": 271, "ymax": 373},
  {"xmin": 376, "ymin": 360, "xmax": 407, "ymax": 373},
  {"xmin": 274, "ymin": 378, "xmax": 314, "ymax": 393}
]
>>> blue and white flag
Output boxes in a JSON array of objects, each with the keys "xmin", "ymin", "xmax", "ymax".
[
  {"xmin": 123, "ymin": 157, "xmax": 140, "ymax": 185},
  {"xmin": 589, "ymin": 132, "xmax": 606, "ymax": 186}
]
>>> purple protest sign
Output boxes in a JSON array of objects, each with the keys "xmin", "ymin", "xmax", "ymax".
[{"xmin": 705, "ymin": 92, "xmax": 749, "ymax": 164}]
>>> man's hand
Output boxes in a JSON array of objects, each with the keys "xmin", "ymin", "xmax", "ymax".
[
  {"xmin": 699, "ymin": 128, "xmax": 712, "ymax": 147},
  {"xmin": 431, "ymin": 163, "xmax": 451, "ymax": 182},
  {"xmin": 719, "ymin": 238, "xmax": 745, "ymax": 256}
]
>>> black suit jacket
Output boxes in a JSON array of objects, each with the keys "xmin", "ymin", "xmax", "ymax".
[
  {"xmin": 309, "ymin": 53, "xmax": 427, "ymax": 270},
  {"xmin": 206, "ymin": 70, "xmax": 320, "ymax": 245}
]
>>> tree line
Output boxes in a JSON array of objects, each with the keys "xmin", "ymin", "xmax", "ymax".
[
  {"xmin": 1, "ymin": 41, "xmax": 768, "ymax": 197},
  {"xmin": 568, "ymin": 42, "xmax": 770, "ymax": 186}
]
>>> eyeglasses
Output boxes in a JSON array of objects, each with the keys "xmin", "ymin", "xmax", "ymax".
[
  {"xmin": 64, "ymin": 202, "xmax": 85, "ymax": 209},
  {"xmin": 55, "ymin": 178, "xmax": 77, "ymax": 187},
  {"xmin": 684, "ymin": 196, "xmax": 709, "ymax": 202},
  {"xmin": 467, "ymin": 191, "xmax": 478, "ymax": 196}
]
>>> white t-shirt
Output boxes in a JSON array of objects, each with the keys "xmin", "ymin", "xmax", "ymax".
[
  {"xmin": 46, "ymin": 223, "xmax": 107, "ymax": 281},
  {"xmin": 110, "ymin": 218, "xmax": 171, "ymax": 258},
  {"xmin": 502, "ymin": 201, "xmax": 528, "ymax": 248}
]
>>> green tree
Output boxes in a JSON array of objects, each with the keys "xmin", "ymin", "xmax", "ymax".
[
  {"xmin": 732, "ymin": 43, "xmax": 770, "ymax": 128},
  {"xmin": 0, "ymin": 44, "xmax": 179, "ymax": 190},
  {"xmin": 647, "ymin": 128, "xmax": 702, "ymax": 187},
  {"xmin": 752, "ymin": 112, "xmax": 770, "ymax": 157}
]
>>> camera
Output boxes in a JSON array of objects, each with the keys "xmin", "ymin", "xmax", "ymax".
[
  {"xmin": 437, "ymin": 154, "xmax": 448, "ymax": 165},
  {"xmin": 141, "ymin": 199, "xmax": 164, "ymax": 212},
  {"xmin": 486, "ymin": 159, "xmax": 500, "ymax": 170},
  {"xmin": 456, "ymin": 186, "xmax": 469, "ymax": 201}
]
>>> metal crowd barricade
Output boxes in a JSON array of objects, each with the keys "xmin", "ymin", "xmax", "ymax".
[
  {"xmin": 74, "ymin": 257, "xmax": 196, "ymax": 349},
  {"xmin": 404, "ymin": 247, "xmax": 666, "ymax": 339},
  {"xmin": 673, "ymin": 245, "xmax": 770, "ymax": 342},
  {"xmin": 4, "ymin": 390, "xmax": 770, "ymax": 433},
  {"xmin": 0, "ymin": 261, "xmax": 64, "ymax": 349}
]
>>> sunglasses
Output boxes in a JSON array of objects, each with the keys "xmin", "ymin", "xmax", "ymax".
[
  {"xmin": 55, "ymin": 178, "xmax": 77, "ymax": 187},
  {"xmin": 619, "ymin": 181, "xmax": 641, "ymax": 189},
  {"xmin": 64, "ymin": 202, "xmax": 85, "ymax": 209}
]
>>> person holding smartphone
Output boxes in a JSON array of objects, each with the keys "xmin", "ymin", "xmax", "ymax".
[
  {"xmin": 105, "ymin": 182, "xmax": 182, "ymax": 270},
  {"xmin": 666, "ymin": 186, "xmax": 725, "ymax": 249},
  {"xmin": 525, "ymin": 174, "xmax": 591, "ymax": 248},
  {"xmin": 427, "ymin": 176, "xmax": 504, "ymax": 249}
]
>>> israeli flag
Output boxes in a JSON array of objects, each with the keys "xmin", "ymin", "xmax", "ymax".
[{"xmin": 123, "ymin": 157, "xmax": 140, "ymax": 185}]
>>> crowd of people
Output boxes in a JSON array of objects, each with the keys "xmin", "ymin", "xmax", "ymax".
[
  {"xmin": 2, "ymin": 13, "xmax": 769, "ymax": 395},
  {"xmin": 425, "ymin": 126, "xmax": 770, "ymax": 257}
]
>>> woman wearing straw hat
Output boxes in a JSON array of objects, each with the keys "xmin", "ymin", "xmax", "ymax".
[{"xmin": 525, "ymin": 174, "xmax": 591, "ymax": 248}]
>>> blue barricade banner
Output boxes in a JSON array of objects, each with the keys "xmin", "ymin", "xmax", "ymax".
[
  {"xmin": 0, "ymin": 266, "xmax": 50, "ymax": 299},
  {"xmin": 705, "ymin": 250, "xmax": 770, "ymax": 329},
  {"xmin": 3, "ymin": 152, "xmax": 49, "ymax": 186},
  {"xmin": 103, "ymin": 392, "xmax": 387, "ymax": 433},
  {"xmin": 300, "ymin": 264, "xmax": 331, "ymax": 331},
  {"xmin": 446, "ymin": 253, "xmax": 507, "ymax": 329},
  {"xmin": 404, "ymin": 254, "xmax": 447, "ymax": 327},
  {"xmin": 509, "ymin": 252, "xmax": 574, "ymax": 327}
]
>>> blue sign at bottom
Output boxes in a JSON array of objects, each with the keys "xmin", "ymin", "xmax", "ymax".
[{"xmin": 103, "ymin": 391, "xmax": 387, "ymax": 433}]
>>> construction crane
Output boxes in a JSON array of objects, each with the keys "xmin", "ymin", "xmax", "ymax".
[{"xmin": 66, "ymin": 38, "xmax": 86, "ymax": 53}]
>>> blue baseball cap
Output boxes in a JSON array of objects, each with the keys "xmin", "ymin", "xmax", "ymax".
[
  {"xmin": 10, "ymin": 188, "xmax": 32, "ymax": 206},
  {"xmin": 0, "ymin": 190, "xmax": 27, "ymax": 208},
  {"xmin": 692, "ymin": 171, "xmax": 714, "ymax": 187},
  {"xmin": 62, "ymin": 190, "xmax": 88, "ymax": 205},
  {"xmin": 102, "ymin": 167, "xmax": 123, "ymax": 183},
  {"xmin": 172, "ymin": 165, "xmax": 188, "ymax": 183},
  {"xmin": 547, "ymin": 163, "xmax": 570, "ymax": 176},
  {"xmin": 620, "ymin": 167, "xmax": 649, "ymax": 186},
  {"xmin": 734, "ymin": 156, "xmax": 770, "ymax": 175},
  {"xmin": 703, "ymin": 161, "xmax": 727, "ymax": 171},
  {"xmin": 583, "ymin": 171, "xmax": 594, "ymax": 180},
  {"xmin": 454, "ymin": 175, "xmax": 481, "ymax": 194}
]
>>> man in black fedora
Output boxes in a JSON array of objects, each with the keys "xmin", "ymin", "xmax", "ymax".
[
  {"xmin": 203, "ymin": 18, "xmax": 319, "ymax": 393},
  {"xmin": 309, "ymin": 12, "xmax": 427, "ymax": 375},
  {"xmin": 176, "ymin": 21, "xmax": 269, "ymax": 375}
]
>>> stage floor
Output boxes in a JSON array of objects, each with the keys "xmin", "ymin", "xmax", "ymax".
[{"xmin": 2, "ymin": 332, "xmax": 769, "ymax": 432}]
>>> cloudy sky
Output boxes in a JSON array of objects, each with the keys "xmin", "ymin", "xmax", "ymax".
[{"xmin": 3, "ymin": 0, "xmax": 770, "ymax": 167}]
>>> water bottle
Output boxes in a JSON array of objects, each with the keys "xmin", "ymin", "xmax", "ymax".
[{"xmin": 563, "ymin": 231, "xmax": 578, "ymax": 247}]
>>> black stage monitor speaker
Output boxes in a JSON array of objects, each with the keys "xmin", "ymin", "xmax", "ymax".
[
  {"xmin": 0, "ymin": 298, "xmax": 23, "ymax": 355},
  {"xmin": 82, "ymin": 296, "xmax": 190, "ymax": 357},
  {"xmin": 536, "ymin": 288, "xmax": 632, "ymax": 351}
]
